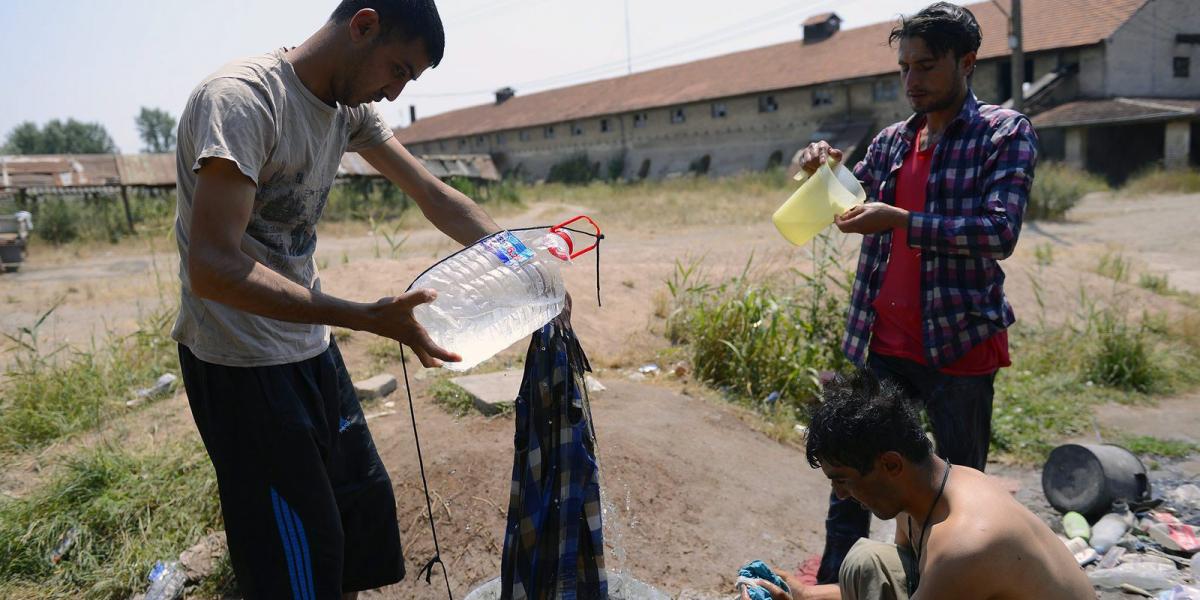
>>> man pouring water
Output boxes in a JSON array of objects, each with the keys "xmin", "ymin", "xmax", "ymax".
[{"xmin": 793, "ymin": 1, "xmax": 1039, "ymax": 587}]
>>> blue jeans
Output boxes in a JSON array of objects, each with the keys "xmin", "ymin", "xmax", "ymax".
[{"xmin": 816, "ymin": 353, "xmax": 996, "ymax": 584}]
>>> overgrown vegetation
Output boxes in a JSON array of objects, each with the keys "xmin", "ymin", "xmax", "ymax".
[
  {"xmin": 990, "ymin": 287, "xmax": 1200, "ymax": 462},
  {"xmin": 1120, "ymin": 167, "xmax": 1200, "ymax": 196},
  {"xmin": 430, "ymin": 379, "xmax": 479, "ymax": 416},
  {"xmin": 0, "ymin": 304, "xmax": 178, "ymax": 455},
  {"xmin": 1027, "ymin": 162, "xmax": 1108, "ymax": 221},
  {"xmin": 0, "ymin": 442, "xmax": 227, "ymax": 599},
  {"xmin": 5, "ymin": 190, "xmax": 175, "ymax": 245},
  {"xmin": 664, "ymin": 234, "xmax": 850, "ymax": 420}
]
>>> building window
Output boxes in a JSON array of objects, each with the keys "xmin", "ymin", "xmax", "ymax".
[
  {"xmin": 671, "ymin": 107, "xmax": 686, "ymax": 124},
  {"xmin": 758, "ymin": 95, "xmax": 778, "ymax": 113},
  {"xmin": 476, "ymin": 135, "xmax": 485, "ymax": 145},
  {"xmin": 571, "ymin": 122, "xmax": 584, "ymax": 136},
  {"xmin": 438, "ymin": 141, "xmax": 447, "ymax": 151},
  {"xmin": 872, "ymin": 80, "xmax": 898, "ymax": 102},
  {"xmin": 812, "ymin": 88, "xmax": 833, "ymax": 107},
  {"xmin": 711, "ymin": 102, "xmax": 728, "ymax": 118},
  {"xmin": 633, "ymin": 112, "xmax": 648, "ymax": 128},
  {"xmin": 519, "ymin": 130, "xmax": 530, "ymax": 142},
  {"xmin": 495, "ymin": 133, "xmax": 506, "ymax": 146},
  {"xmin": 458, "ymin": 138, "xmax": 467, "ymax": 148},
  {"xmin": 600, "ymin": 118, "xmax": 611, "ymax": 133},
  {"xmin": 544, "ymin": 125, "xmax": 555, "ymax": 139},
  {"xmin": 1175, "ymin": 56, "xmax": 1191, "ymax": 78}
]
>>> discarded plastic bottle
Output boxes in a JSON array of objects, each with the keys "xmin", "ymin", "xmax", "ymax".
[
  {"xmin": 1087, "ymin": 562, "xmax": 1180, "ymax": 591},
  {"xmin": 144, "ymin": 560, "xmax": 188, "ymax": 600},
  {"xmin": 412, "ymin": 216, "xmax": 601, "ymax": 372},
  {"xmin": 48, "ymin": 526, "xmax": 78, "ymax": 565},
  {"xmin": 1090, "ymin": 500, "xmax": 1134, "ymax": 553},
  {"xmin": 1062, "ymin": 511, "xmax": 1090, "ymax": 540}
]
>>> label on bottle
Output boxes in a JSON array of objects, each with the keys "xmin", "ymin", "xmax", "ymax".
[{"xmin": 483, "ymin": 232, "xmax": 535, "ymax": 268}]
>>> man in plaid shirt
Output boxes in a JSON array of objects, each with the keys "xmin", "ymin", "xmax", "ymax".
[{"xmin": 795, "ymin": 2, "xmax": 1039, "ymax": 588}]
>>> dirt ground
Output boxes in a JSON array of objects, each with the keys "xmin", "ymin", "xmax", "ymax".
[{"xmin": 2, "ymin": 191, "xmax": 1198, "ymax": 598}]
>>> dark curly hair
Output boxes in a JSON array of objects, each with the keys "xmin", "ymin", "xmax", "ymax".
[
  {"xmin": 331, "ymin": 0, "xmax": 446, "ymax": 68},
  {"xmin": 805, "ymin": 369, "xmax": 932, "ymax": 475},
  {"xmin": 888, "ymin": 1, "xmax": 982, "ymax": 60}
]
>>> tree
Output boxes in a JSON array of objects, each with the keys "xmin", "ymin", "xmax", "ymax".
[
  {"xmin": 2, "ymin": 119, "xmax": 118, "ymax": 154},
  {"xmin": 135, "ymin": 107, "xmax": 177, "ymax": 153}
]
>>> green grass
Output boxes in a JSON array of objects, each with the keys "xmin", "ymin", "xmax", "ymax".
[
  {"xmin": 0, "ymin": 441, "xmax": 228, "ymax": 599},
  {"xmin": 0, "ymin": 306, "xmax": 179, "ymax": 456},
  {"xmin": 1095, "ymin": 251, "xmax": 1132, "ymax": 283},
  {"xmin": 430, "ymin": 379, "xmax": 482, "ymax": 416},
  {"xmin": 2, "ymin": 190, "xmax": 176, "ymax": 245},
  {"xmin": 1027, "ymin": 162, "xmax": 1109, "ymax": 221},
  {"xmin": 1118, "ymin": 435, "xmax": 1199, "ymax": 459},
  {"xmin": 1138, "ymin": 272, "xmax": 1171, "ymax": 294},
  {"xmin": 1120, "ymin": 167, "xmax": 1200, "ymax": 196},
  {"xmin": 664, "ymin": 236, "xmax": 850, "ymax": 419}
]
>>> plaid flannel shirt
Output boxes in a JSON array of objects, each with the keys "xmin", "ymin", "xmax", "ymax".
[{"xmin": 843, "ymin": 90, "xmax": 1038, "ymax": 368}]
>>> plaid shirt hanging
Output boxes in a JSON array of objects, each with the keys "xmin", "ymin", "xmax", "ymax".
[{"xmin": 501, "ymin": 321, "xmax": 607, "ymax": 600}]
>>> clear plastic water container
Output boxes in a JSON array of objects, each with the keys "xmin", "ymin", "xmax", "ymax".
[
  {"xmin": 772, "ymin": 157, "xmax": 865, "ymax": 246},
  {"xmin": 411, "ymin": 216, "xmax": 600, "ymax": 371}
]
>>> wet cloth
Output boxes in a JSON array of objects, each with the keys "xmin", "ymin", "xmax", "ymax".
[
  {"xmin": 501, "ymin": 322, "xmax": 607, "ymax": 600},
  {"xmin": 736, "ymin": 560, "xmax": 790, "ymax": 600},
  {"xmin": 839, "ymin": 539, "xmax": 919, "ymax": 600}
]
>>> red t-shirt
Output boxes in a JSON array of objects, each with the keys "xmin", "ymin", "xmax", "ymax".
[{"xmin": 870, "ymin": 133, "xmax": 1010, "ymax": 376}]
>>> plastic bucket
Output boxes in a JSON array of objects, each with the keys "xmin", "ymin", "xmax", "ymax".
[
  {"xmin": 771, "ymin": 158, "xmax": 865, "ymax": 246},
  {"xmin": 1042, "ymin": 443, "xmax": 1150, "ymax": 519}
]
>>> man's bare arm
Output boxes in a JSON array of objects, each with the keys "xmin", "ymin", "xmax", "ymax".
[
  {"xmin": 187, "ymin": 157, "xmax": 459, "ymax": 366},
  {"xmin": 358, "ymin": 136, "xmax": 498, "ymax": 246}
]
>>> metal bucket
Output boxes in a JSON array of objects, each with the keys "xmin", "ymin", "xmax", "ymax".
[{"xmin": 1042, "ymin": 443, "xmax": 1150, "ymax": 519}]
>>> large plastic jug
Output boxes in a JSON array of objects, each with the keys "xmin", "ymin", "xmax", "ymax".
[
  {"xmin": 772, "ymin": 157, "xmax": 866, "ymax": 246},
  {"xmin": 411, "ymin": 216, "xmax": 600, "ymax": 371}
]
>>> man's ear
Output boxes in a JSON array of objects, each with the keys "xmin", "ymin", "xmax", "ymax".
[
  {"xmin": 879, "ymin": 451, "xmax": 906, "ymax": 478},
  {"xmin": 348, "ymin": 8, "xmax": 382, "ymax": 44},
  {"xmin": 960, "ymin": 51, "xmax": 977, "ymax": 79}
]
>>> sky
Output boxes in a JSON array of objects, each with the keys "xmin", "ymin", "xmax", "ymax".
[{"xmin": 0, "ymin": 0, "xmax": 950, "ymax": 154}]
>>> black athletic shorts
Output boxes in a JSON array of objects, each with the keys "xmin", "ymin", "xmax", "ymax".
[{"xmin": 179, "ymin": 339, "xmax": 405, "ymax": 599}]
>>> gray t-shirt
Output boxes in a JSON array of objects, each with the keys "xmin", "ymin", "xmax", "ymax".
[{"xmin": 172, "ymin": 48, "xmax": 393, "ymax": 367}]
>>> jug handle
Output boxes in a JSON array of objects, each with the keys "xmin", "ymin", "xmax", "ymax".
[
  {"xmin": 792, "ymin": 155, "xmax": 841, "ymax": 183},
  {"xmin": 551, "ymin": 215, "xmax": 602, "ymax": 259}
]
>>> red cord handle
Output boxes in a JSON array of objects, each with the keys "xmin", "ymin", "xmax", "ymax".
[{"xmin": 550, "ymin": 215, "xmax": 601, "ymax": 259}]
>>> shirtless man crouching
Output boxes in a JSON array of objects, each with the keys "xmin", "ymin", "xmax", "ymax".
[{"xmin": 744, "ymin": 370, "xmax": 1094, "ymax": 600}]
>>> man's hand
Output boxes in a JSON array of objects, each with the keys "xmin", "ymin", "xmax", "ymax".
[
  {"xmin": 796, "ymin": 141, "xmax": 845, "ymax": 176},
  {"xmin": 360, "ymin": 289, "xmax": 461, "ymax": 368},
  {"xmin": 739, "ymin": 578, "xmax": 793, "ymax": 600},
  {"xmin": 834, "ymin": 203, "xmax": 909, "ymax": 235}
]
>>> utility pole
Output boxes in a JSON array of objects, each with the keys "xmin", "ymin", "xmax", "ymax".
[
  {"xmin": 1009, "ymin": 0, "xmax": 1024, "ymax": 112},
  {"xmin": 624, "ymin": 0, "xmax": 633, "ymax": 75}
]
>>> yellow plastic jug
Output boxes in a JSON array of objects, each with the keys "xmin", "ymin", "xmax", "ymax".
[{"xmin": 772, "ymin": 158, "xmax": 866, "ymax": 246}]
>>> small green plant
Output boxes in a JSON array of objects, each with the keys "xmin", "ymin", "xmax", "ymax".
[
  {"xmin": 1034, "ymin": 243, "xmax": 1054, "ymax": 267},
  {"xmin": 1138, "ymin": 272, "xmax": 1170, "ymax": 294},
  {"xmin": 430, "ymin": 379, "xmax": 478, "ymax": 416},
  {"xmin": 36, "ymin": 199, "xmax": 80, "ymax": 244},
  {"xmin": 1096, "ymin": 252, "xmax": 1131, "ymax": 283},
  {"xmin": 447, "ymin": 176, "xmax": 478, "ymax": 199},
  {"xmin": 1086, "ymin": 312, "xmax": 1159, "ymax": 393},
  {"xmin": 1027, "ymin": 162, "xmax": 1107, "ymax": 221}
]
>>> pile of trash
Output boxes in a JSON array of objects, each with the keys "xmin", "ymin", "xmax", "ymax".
[{"xmin": 1043, "ymin": 443, "xmax": 1199, "ymax": 598}]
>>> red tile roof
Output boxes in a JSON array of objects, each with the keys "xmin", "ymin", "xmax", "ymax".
[
  {"xmin": 1032, "ymin": 97, "xmax": 1200, "ymax": 128},
  {"xmin": 396, "ymin": 0, "xmax": 1148, "ymax": 144}
]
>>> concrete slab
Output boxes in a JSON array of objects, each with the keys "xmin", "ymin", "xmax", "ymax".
[
  {"xmin": 451, "ymin": 369, "xmax": 523, "ymax": 415},
  {"xmin": 354, "ymin": 373, "xmax": 397, "ymax": 401}
]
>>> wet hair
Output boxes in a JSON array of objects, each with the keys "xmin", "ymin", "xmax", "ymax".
[
  {"xmin": 888, "ymin": 1, "xmax": 982, "ymax": 60},
  {"xmin": 331, "ymin": 0, "xmax": 446, "ymax": 68},
  {"xmin": 805, "ymin": 369, "xmax": 932, "ymax": 475}
]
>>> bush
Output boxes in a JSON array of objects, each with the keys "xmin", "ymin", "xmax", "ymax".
[
  {"xmin": 606, "ymin": 153, "xmax": 626, "ymax": 181},
  {"xmin": 1027, "ymin": 162, "xmax": 1107, "ymax": 221},
  {"xmin": 324, "ymin": 178, "xmax": 411, "ymax": 221},
  {"xmin": 1121, "ymin": 167, "xmax": 1200, "ymax": 196},
  {"xmin": 36, "ymin": 199, "xmax": 79, "ymax": 244},
  {"xmin": 1086, "ymin": 313, "xmax": 1159, "ymax": 392},
  {"xmin": 665, "ymin": 235, "xmax": 850, "ymax": 417},
  {"xmin": 547, "ymin": 154, "xmax": 597, "ymax": 185}
]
